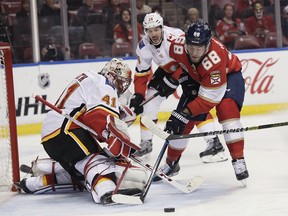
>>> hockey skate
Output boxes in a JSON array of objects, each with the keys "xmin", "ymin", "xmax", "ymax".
[
  {"xmin": 199, "ymin": 136, "xmax": 228, "ymax": 163},
  {"xmin": 132, "ymin": 140, "xmax": 153, "ymax": 157},
  {"xmin": 14, "ymin": 178, "xmax": 32, "ymax": 193},
  {"xmin": 153, "ymin": 157, "xmax": 180, "ymax": 182},
  {"xmin": 232, "ymin": 157, "xmax": 249, "ymax": 186}
]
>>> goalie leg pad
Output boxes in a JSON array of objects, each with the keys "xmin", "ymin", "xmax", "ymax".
[
  {"xmin": 30, "ymin": 158, "xmax": 66, "ymax": 176},
  {"xmin": 75, "ymin": 154, "xmax": 121, "ymax": 204},
  {"xmin": 116, "ymin": 167, "xmax": 147, "ymax": 190},
  {"xmin": 74, "ymin": 154, "xmax": 119, "ymax": 186},
  {"xmin": 19, "ymin": 170, "xmax": 74, "ymax": 194}
]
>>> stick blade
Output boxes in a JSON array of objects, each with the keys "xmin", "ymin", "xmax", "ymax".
[
  {"xmin": 111, "ymin": 194, "xmax": 143, "ymax": 205},
  {"xmin": 186, "ymin": 176, "xmax": 204, "ymax": 192},
  {"xmin": 141, "ymin": 116, "xmax": 170, "ymax": 140}
]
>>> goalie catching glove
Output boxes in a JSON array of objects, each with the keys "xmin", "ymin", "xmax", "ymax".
[
  {"xmin": 106, "ymin": 115, "xmax": 141, "ymax": 157},
  {"xmin": 164, "ymin": 110, "xmax": 191, "ymax": 135}
]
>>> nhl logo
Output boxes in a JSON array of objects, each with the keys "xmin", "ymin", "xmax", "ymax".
[{"xmin": 38, "ymin": 73, "xmax": 50, "ymax": 88}]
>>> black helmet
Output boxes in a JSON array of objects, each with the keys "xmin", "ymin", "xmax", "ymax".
[{"xmin": 185, "ymin": 22, "xmax": 212, "ymax": 46}]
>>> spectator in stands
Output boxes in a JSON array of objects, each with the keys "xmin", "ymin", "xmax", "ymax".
[
  {"xmin": 208, "ymin": 4, "xmax": 224, "ymax": 36},
  {"xmin": 136, "ymin": 0, "xmax": 152, "ymax": 15},
  {"xmin": 243, "ymin": 0, "xmax": 276, "ymax": 47},
  {"xmin": 101, "ymin": 0, "xmax": 124, "ymax": 45},
  {"xmin": 152, "ymin": 5, "xmax": 170, "ymax": 26},
  {"xmin": 113, "ymin": 8, "xmax": 144, "ymax": 43},
  {"xmin": 41, "ymin": 37, "xmax": 64, "ymax": 62},
  {"xmin": 15, "ymin": 0, "xmax": 31, "ymax": 35},
  {"xmin": 73, "ymin": 0, "xmax": 97, "ymax": 26},
  {"xmin": 40, "ymin": 0, "xmax": 61, "ymax": 16},
  {"xmin": 282, "ymin": 5, "xmax": 288, "ymax": 40},
  {"xmin": 216, "ymin": 3, "xmax": 245, "ymax": 50},
  {"xmin": 183, "ymin": 7, "xmax": 203, "ymax": 31},
  {"xmin": 67, "ymin": 0, "xmax": 83, "ymax": 11},
  {"xmin": 235, "ymin": 0, "xmax": 256, "ymax": 19},
  {"xmin": 39, "ymin": 0, "xmax": 61, "ymax": 26},
  {"xmin": 13, "ymin": 0, "xmax": 31, "ymax": 63},
  {"xmin": 71, "ymin": 0, "xmax": 100, "ymax": 43}
]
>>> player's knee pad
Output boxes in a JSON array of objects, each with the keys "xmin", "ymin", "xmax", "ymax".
[
  {"xmin": 169, "ymin": 139, "xmax": 189, "ymax": 149},
  {"xmin": 74, "ymin": 154, "xmax": 119, "ymax": 186},
  {"xmin": 221, "ymin": 119, "xmax": 244, "ymax": 144}
]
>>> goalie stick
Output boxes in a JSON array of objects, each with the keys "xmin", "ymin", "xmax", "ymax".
[{"xmin": 141, "ymin": 115, "xmax": 288, "ymax": 140}]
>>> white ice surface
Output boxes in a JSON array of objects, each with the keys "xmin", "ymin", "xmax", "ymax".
[{"xmin": 1, "ymin": 111, "xmax": 288, "ymax": 216}]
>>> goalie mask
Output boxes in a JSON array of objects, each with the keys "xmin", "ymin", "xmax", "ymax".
[{"xmin": 100, "ymin": 58, "xmax": 132, "ymax": 96}]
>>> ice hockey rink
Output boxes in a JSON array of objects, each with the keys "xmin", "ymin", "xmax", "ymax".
[{"xmin": 1, "ymin": 110, "xmax": 288, "ymax": 216}]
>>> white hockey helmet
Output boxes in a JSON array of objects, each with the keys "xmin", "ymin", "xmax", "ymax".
[
  {"xmin": 100, "ymin": 58, "xmax": 132, "ymax": 96},
  {"xmin": 143, "ymin": 12, "xmax": 164, "ymax": 30}
]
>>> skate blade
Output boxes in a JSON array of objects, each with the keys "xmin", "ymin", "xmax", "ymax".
[{"xmin": 240, "ymin": 179, "xmax": 247, "ymax": 187}]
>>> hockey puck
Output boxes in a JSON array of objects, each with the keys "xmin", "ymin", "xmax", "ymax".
[{"xmin": 164, "ymin": 208, "xmax": 175, "ymax": 213}]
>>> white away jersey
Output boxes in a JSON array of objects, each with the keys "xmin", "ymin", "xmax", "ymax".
[
  {"xmin": 135, "ymin": 26, "xmax": 184, "ymax": 72},
  {"xmin": 41, "ymin": 71, "xmax": 120, "ymax": 138}
]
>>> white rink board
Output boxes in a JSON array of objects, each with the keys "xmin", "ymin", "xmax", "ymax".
[{"xmin": 12, "ymin": 49, "xmax": 288, "ymax": 125}]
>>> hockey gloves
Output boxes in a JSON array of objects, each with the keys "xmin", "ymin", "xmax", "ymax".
[
  {"xmin": 159, "ymin": 75, "xmax": 179, "ymax": 97},
  {"xmin": 164, "ymin": 110, "xmax": 190, "ymax": 135},
  {"xmin": 179, "ymin": 73, "xmax": 200, "ymax": 100},
  {"xmin": 149, "ymin": 74, "xmax": 179, "ymax": 98},
  {"xmin": 129, "ymin": 93, "xmax": 144, "ymax": 115}
]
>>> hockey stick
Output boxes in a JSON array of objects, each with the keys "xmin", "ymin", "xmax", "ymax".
[
  {"xmin": 120, "ymin": 89, "xmax": 160, "ymax": 107},
  {"xmin": 33, "ymin": 94, "xmax": 141, "ymax": 151},
  {"xmin": 112, "ymin": 139, "xmax": 170, "ymax": 205},
  {"xmin": 129, "ymin": 91, "xmax": 160, "ymax": 114},
  {"xmin": 141, "ymin": 115, "xmax": 288, "ymax": 141},
  {"xmin": 112, "ymin": 159, "xmax": 131, "ymax": 195},
  {"xmin": 141, "ymin": 92, "xmax": 160, "ymax": 107},
  {"xmin": 129, "ymin": 155, "xmax": 204, "ymax": 193},
  {"xmin": 112, "ymin": 153, "xmax": 204, "ymax": 205}
]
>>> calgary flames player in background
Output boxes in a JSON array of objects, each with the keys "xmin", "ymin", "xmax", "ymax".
[
  {"xmin": 155, "ymin": 22, "xmax": 249, "ymax": 185},
  {"xmin": 129, "ymin": 12, "xmax": 227, "ymax": 164}
]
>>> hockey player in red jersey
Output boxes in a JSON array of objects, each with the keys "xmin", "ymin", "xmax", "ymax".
[
  {"xmin": 155, "ymin": 22, "xmax": 249, "ymax": 184},
  {"xmin": 16, "ymin": 58, "xmax": 147, "ymax": 204},
  {"xmin": 129, "ymin": 12, "xmax": 227, "ymax": 163}
]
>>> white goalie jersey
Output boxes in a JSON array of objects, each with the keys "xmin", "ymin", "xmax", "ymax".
[{"xmin": 41, "ymin": 71, "xmax": 120, "ymax": 140}]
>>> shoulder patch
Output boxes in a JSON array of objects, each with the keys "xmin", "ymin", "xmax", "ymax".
[{"xmin": 138, "ymin": 40, "xmax": 145, "ymax": 49}]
